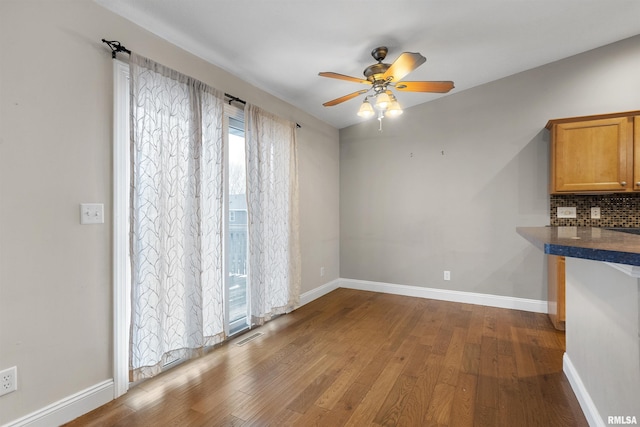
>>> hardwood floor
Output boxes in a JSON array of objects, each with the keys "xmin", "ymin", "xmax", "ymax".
[{"xmin": 65, "ymin": 288, "xmax": 588, "ymax": 426}]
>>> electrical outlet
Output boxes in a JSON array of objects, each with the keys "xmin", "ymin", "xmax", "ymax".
[
  {"xmin": 591, "ymin": 207, "xmax": 601, "ymax": 219},
  {"xmin": 557, "ymin": 207, "xmax": 577, "ymax": 218},
  {"xmin": 444, "ymin": 271, "xmax": 451, "ymax": 281},
  {"xmin": 320, "ymin": 267, "xmax": 325, "ymax": 277},
  {"xmin": 0, "ymin": 366, "xmax": 17, "ymax": 397}
]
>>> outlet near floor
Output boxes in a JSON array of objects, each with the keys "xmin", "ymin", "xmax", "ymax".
[{"xmin": 0, "ymin": 366, "xmax": 17, "ymax": 397}]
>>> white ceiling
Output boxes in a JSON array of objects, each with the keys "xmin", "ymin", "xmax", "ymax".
[{"xmin": 96, "ymin": 0, "xmax": 640, "ymax": 129}]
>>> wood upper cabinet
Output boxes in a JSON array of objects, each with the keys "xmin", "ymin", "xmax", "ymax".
[
  {"xmin": 634, "ymin": 116, "xmax": 640, "ymax": 188},
  {"xmin": 547, "ymin": 111, "xmax": 640, "ymax": 194}
]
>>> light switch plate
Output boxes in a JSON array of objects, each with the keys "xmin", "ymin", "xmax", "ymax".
[
  {"xmin": 591, "ymin": 207, "xmax": 601, "ymax": 219},
  {"xmin": 557, "ymin": 207, "xmax": 577, "ymax": 218},
  {"xmin": 80, "ymin": 203, "xmax": 104, "ymax": 224}
]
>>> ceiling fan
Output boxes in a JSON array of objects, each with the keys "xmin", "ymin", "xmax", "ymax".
[{"xmin": 319, "ymin": 46, "xmax": 454, "ymax": 129}]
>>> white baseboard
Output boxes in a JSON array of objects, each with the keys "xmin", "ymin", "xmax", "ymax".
[
  {"xmin": 563, "ymin": 353, "xmax": 604, "ymax": 427},
  {"xmin": 299, "ymin": 278, "xmax": 341, "ymax": 306},
  {"xmin": 338, "ymin": 278, "xmax": 548, "ymax": 313},
  {"xmin": 2, "ymin": 380, "xmax": 114, "ymax": 427}
]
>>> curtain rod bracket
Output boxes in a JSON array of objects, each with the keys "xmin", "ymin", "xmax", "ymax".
[
  {"xmin": 224, "ymin": 93, "xmax": 246, "ymax": 105},
  {"xmin": 102, "ymin": 39, "xmax": 131, "ymax": 58}
]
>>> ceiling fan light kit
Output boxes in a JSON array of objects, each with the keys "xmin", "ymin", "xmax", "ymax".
[
  {"xmin": 374, "ymin": 91, "xmax": 391, "ymax": 109},
  {"xmin": 319, "ymin": 46, "xmax": 454, "ymax": 130},
  {"xmin": 357, "ymin": 97, "xmax": 375, "ymax": 118},
  {"xmin": 385, "ymin": 96, "xmax": 403, "ymax": 118}
]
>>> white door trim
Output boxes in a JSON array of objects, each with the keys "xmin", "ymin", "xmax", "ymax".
[{"xmin": 112, "ymin": 59, "xmax": 130, "ymax": 398}]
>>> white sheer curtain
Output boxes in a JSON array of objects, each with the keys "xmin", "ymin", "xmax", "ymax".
[
  {"xmin": 129, "ymin": 53, "xmax": 225, "ymax": 381},
  {"xmin": 245, "ymin": 104, "xmax": 301, "ymax": 325}
]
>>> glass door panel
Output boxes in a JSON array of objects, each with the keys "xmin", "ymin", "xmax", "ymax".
[{"xmin": 227, "ymin": 117, "xmax": 248, "ymax": 335}]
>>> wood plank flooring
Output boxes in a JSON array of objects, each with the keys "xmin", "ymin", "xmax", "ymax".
[{"xmin": 65, "ymin": 288, "xmax": 588, "ymax": 426}]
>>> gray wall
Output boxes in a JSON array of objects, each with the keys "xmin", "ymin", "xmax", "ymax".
[
  {"xmin": 0, "ymin": 0, "xmax": 339, "ymax": 423},
  {"xmin": 340, "ymin": 35, "xmax": 640, "ymax": 300}
]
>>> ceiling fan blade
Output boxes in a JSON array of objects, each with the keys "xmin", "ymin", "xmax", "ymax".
[
  {"xmin": 382, "ymin": 52, "xmax": 426, "ymax": 82},
  {"xmin": 394, "ymin": 81, "xmax": 455, "ymax": 93},
  {"xmin": 318, "ymin": 72, "xmax": 371, "ymax": 85},
  {"xmin": 323, "ymin": 89, "xmax": 370, "ymax": 107}
]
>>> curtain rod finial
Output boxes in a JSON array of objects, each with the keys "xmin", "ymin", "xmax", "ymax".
[{"xmin": 102, "ymin": 39, "xmax": 131, "ymax": 58}]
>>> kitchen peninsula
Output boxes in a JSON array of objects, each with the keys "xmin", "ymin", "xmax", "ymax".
[{"xmin": 517, "ymin": 226, "xmax": 639, "ymax": 427}]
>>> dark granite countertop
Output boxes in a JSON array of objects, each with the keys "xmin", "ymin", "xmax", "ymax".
[{"xmin": 517, "ymin": 226, "xmax": 640, "ymax": 266}]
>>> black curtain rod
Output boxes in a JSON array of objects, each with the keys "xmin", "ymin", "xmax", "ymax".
[
  {"xmin": 224, "ymin": 93, "xmax": 300, "ymax": 128},
  {"xmin": 224, "ymin": 93, "xmax": 301, "ymax": 128},
  {"xmin": 102, "ymin": 39, "xmax": 300, "ymax": 128}
]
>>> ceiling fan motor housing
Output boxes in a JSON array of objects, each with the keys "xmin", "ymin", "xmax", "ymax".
[
  {"xmin": 364, "ymin": 47, "xmax": 392, "ymax": 86},
  {"xmin": 364, "ymin": 63, "xmax": 390, "ymax": 79}
]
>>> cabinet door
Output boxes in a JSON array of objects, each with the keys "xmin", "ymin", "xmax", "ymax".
[
  {"xmin": 551, "ymin": 117, "xmax": 632, "ymax": 193},
  {"xmin": 634, "ymin": 116, "xmax": 640, "ymax": 191},
  {"xmin": 547, "ymin": 255, "xmax": 565, "ymax": 330}
]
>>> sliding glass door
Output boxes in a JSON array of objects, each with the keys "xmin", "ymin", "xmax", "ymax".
[{"xmin": 226, "ymin": 112, "xmax": 249, "ymax": 335}]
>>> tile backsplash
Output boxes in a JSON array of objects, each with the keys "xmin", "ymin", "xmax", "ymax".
[{"xmin": 550, "ymin": 193, "xmax": 640, "ymax": 227}]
